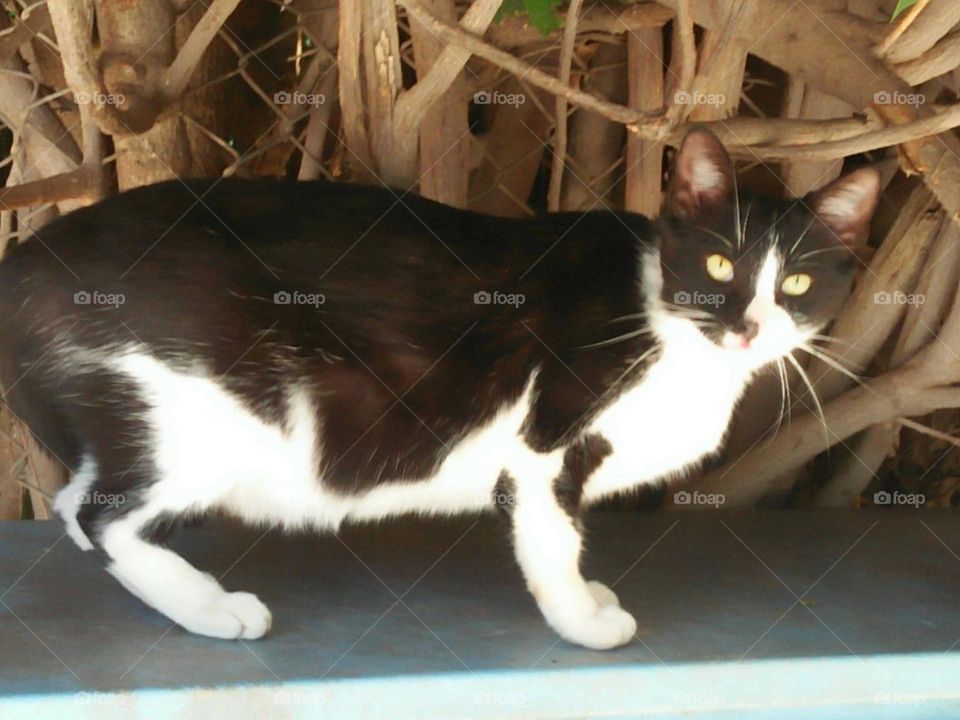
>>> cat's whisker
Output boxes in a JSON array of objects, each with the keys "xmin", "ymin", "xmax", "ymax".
[
  {"xmin": 793, "ymin": 245, "xmax": 847, "ymax": 262},
  {"xmin": 605, "ymin": 343, "xmax": 661, "ymax": 393},
  {"xmin": 781, "ymin": 358, "xmax": 793, "ymax": 429},
  {"xmin": 665, "ymin": 305, "xmax": 715, "ymax": 320},
  {"xmin": 580, "ymin": 327, "xmax": 655, "ymax": 349},
  {"xmin": 740, "ymin": 198, "xmax": 753, "ymax": 248},
  {"xmin": 608, "ymin": 313, "xmax": 647, "ymax": 324},
  {"xmin": 808, "ymin": 333, "xmax": 854, "ymax": 348},
  {"xmin": 798, "ymin": 343, "xmax": 867, "ymax": 389},
  {"xmin": 766, "ymin": 358, "xmax": 788, "ymax": 444},
  {"xmin": 785, "ymin": 352, "xmax": 831, "ymax": 452},
  {"xmin": 732, "ymin": 170, "xmax": 744, "ymax": 249},
  {"xmin": 694, "ymin": 226, "xmax": 735, "ymax": 251},
  {"xmin": 789, "ymin": 216, "xmax": 819, "ymax": 256}
]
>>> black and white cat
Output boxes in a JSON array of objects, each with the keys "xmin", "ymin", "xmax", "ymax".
[{"xmin": 0, "ymin": 129, "xmax": 879, "ymax": 649}]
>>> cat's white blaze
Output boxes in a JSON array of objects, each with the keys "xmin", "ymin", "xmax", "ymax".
[
  {"xmin": 583, "ymin": 250, "xmax": 757, "ymax": 500},
  {"xmin": 745, "ymin": 247, "xmax": 811, "ymax": 365},
  {"xmin": 103, "ymin": 351, "xmax": 536, "ymax": 532}
]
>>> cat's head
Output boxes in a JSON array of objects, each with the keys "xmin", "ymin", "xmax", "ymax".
[{"xmin": 654, "ymin": 127, "xmax": 880, "ymax": 368}]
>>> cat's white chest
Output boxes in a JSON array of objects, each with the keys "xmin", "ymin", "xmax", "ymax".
[{"xmin": 583, "ymin": 323, "xmax": 753, "ymax": 501}]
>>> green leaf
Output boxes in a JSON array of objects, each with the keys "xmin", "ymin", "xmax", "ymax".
[
  {"xmin": 494, "ymin": 0, "xmax": 563, "ymax": 36},
  {"xmin": 523, "ymin": 0, "xmax": 563, "ymax": 35},
  {"xmin": 891, "ymin": 0, "xmax": 920, "ymax": 21}
]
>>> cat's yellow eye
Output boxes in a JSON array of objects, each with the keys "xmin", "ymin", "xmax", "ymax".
[
  {"xmin": 782, "ymin": 273, "xmax": 812, "ymax": 296},
  {"xmin": 705, "ymin": 254, "xmax": 734, "ymax": 283}
]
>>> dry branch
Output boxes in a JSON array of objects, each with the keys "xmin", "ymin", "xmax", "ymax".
[
  {"xmin": 814, "ymin": 216, "xmax": 960, "ymax": 506},
  {"xmin": 487, "ymin": 2, "xmax": 672, "ymax": 47},
  {"xmin": 547, "ymin": 0, "xmax": 584, "ymax": 212},
  {"xmin": 408, "ymin": 0, "xmax": 470, "ymax": 205},
  {"xmin": 895, "ymin": 31, "xmax": 960, "ymax": 85},
  {"xmin": 0, "ymin": 166, "xmax": 99, "ymax": 211},
  {"xmin": 161, "ymin": 0, "xmax": 244, "ymax": 101},
  {"xmin": 398, "ymin": 0, "xmax": 666, "ymax": 136},
  {"xmin": 0, "ymin": 3, "xmax": 51, "ymax": 61},
  {"xmin": 714, "ymin": 104, "xmax": 960, "ymax": 160},
  {"xmin": 876, "ymin": 0, "xmax": 932, "ymax": 58},
  {"xmin": 624, "ymin": 27, "xmax": 665, "ymax": 217},
  {"xmin": 879, "ymin": 1, "xmax": 960, "ymax": 64},
  {"xmin": 663, "ymin": 0, "xmax": 696, "ymax": 129}
]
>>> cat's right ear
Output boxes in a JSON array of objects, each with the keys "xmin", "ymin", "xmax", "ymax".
[{"xmin": 665, "ymin": 127, "xmax": 735, "ymax": 219}]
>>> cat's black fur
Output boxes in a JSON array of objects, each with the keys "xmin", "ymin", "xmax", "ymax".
[{"xmin": 0, "ymin": 179, "xmax": 653, "ymax": 503}]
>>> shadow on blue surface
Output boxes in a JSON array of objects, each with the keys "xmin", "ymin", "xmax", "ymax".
[{"xmin": 1, "ymin": 509, "xmax": 959, "ymax": 718}]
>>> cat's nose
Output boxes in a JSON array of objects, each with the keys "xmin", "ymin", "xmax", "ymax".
[
  {"xmin": 738, "ymin": 319, "xmax": 760, "ymax": 342},
  {"xmin": 723, "ymin": 319, "xmax": 760, "ymax": 349}
]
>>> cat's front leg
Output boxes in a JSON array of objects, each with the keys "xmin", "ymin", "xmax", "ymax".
[{"xmin": 499, "ymin": 435, "xmax": 636, "ymax": 650}]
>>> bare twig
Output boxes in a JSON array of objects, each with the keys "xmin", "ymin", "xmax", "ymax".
[
  {"xmin": 0, "ymin": 166, "xmax": 99, "ymax": 211},
  {"xmin": 900, "ymin": 418, "xmax": 960, "ymax": 449},
  {"xmin": 879, "ymin": 1, "xmax": 960, "ymax": 64},
  {"xmin": 705, "ymin": 103, "xmax": 960, "ymax": 161},
  {"xmin": 398, "ymin": 0, "xmax": 666, "ymax": 136},
  {"xmin": 161, "ymin": 0, "xmax": 244, "ymax": 100},
  {"xmin": 663, "ymin": 0, "xmax": 695, "ymax": 128},
  {"xmin": 895, "ymin": 31, "xmax": 960, "ymax": 85},
  {"xmin": 876, "ymin": 0, "xmax": 931, "ymax": 57},
  {"xmin": 395, "ymin": 0, "xmax": 504, "ymax": 132},
  {"xmin": 337, "ymin": 0, "xmax": 374, "ymax": 178},
  {"xmin": 547, "ymin": 0, "xmax": 584, "ymax": 212},
  {"xmin": 487, "ymin": 2, "xmax": 672, "ymax": 47},
  {"xmin": 0, "ymin": 3, "xmax": 52, "ymax": 61}
]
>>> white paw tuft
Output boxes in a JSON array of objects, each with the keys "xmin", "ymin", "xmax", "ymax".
[
  {"xmin": 586, "ymin": 580, "xmax": 620, "ymax": 607},
  {"xmin": 554, "ymin": 603, "xmax": 636, "ymax": 650},
  {"xmin": 179, "ymin": 591, "xmax": 273, "ymax": 640}
]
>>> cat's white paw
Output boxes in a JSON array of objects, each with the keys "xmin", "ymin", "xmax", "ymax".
[
  {"xmin": 554, "ymin": 604, "xmax": 637, "ymax": 650},
  {"xmin": 586, "ymin": 580, "xmax": 620, "ymax": 607},
  {"xmin": 179, "ymin": 591, "xmax": 273, "ymax": 640}
]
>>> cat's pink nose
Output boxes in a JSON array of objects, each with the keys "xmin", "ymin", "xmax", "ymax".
[
  {"xmin": 722, "ymin": 332, "xmax": 751, "ymax": 349},
  {"xmin": 722, "ymin": 320, "xmax": 759, "ymax": 349}
]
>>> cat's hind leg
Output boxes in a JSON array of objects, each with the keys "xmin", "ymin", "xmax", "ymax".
[
  {"xmin": 73, "ymin": 464, "xmax": 272, "ymax": 640},
  {"xmin": 499, "ymin": 435, "xmax": 635, "ymax": 650},
  {"xmin": 98, "ymin": 512, "xmax": 272, "ymax": 639}
]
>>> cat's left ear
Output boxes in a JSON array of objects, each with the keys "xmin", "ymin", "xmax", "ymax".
[
  {"xmin": 807, "ymin": 167, "xmax": 881, "ymax": 247},
  {"xmin": 665, "ymin": 127, "xmax": 735, "ymax": 219}
]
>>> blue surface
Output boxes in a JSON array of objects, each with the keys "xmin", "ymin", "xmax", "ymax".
[{"xmin": 1, "ymin": 509, "xmax": 960, "ymax": 718}]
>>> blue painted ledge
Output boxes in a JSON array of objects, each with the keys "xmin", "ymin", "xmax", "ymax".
[{"xmin": 2, "ymin": 509, "xmax": 959, "ymax": 719}]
